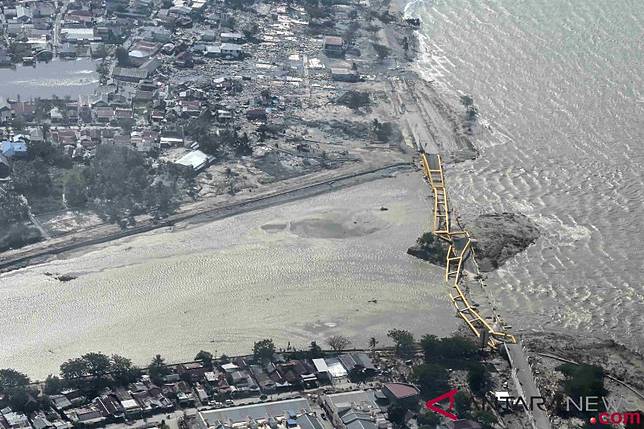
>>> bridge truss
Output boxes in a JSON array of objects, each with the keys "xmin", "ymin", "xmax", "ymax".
[{"xmin": 420, "ymin": 153, "xmax": 516, "ymax": 349}]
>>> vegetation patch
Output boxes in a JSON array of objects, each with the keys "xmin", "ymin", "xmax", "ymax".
[{"xmin": 407, "ymin": 232, "xmax": 450, "ymax": 266}]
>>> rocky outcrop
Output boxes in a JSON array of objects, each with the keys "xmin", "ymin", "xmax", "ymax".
[
  {"xmin": 408, "ymin": 212, "xmax": 540, "ymax": 271},
  {"xmin": 407, "ymin": 232, "xmax": 449, "ymax": 266},
  {"xmin": 468, "ymin": 213, "xmax": 540, "ymax": 272}
]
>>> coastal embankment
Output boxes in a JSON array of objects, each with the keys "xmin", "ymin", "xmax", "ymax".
[{"xmin": 0, "ymin": 161, "xmax": 412, "ymax": 273}]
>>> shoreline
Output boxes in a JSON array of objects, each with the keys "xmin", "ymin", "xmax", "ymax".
[
  {"xmin": 0, "ymin": 161, "xmax": 413, "ymax": 273},
  {"xmin": 0, "ymin": 1, "xmax": 479, "ymax": 272}
]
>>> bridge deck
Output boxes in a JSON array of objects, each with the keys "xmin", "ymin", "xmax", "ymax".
[{"xmin": 419, "ymin": 152, "xmax": 516, "ymax": 349}]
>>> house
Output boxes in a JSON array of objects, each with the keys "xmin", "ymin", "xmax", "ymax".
[
  {"xmin": 140, "ymin": 57, "xmax": 162, "ymax": 75},
  {"xmin": 175, "ymin": 150, "xmax": 209, "ymax": 171},
  {"xmin": 141, "ymin": 27, "xmax": 172, "ymax": 43},
  {"xmin": 11, "ymin": 101, "xmax": 35, "ymax": 122},
  {"xmin": 64, "ymin": 9, "xmax": 94, "ymax": 26},
  {"xmin": 323, "ymin": 35, "xmax": 345, "ymax": 56},
  {"xmin": 220, "ymin": 32, "xmax": 244, "ymax": 43},
  {"xmin": 338, "ymin": 353, "xmax": 377, "ymax": 377},
  {"xmin": 381, "ymin": 383, "xmax": 420, "ymax": 408},
  {"xmin": 112, "ymin": 67, "xmax": 148, "ymax": 82},
  {"xmin": 313, "ymin": 357, "xmax": 347, "ymax": 384},
  {"xmin": 30, "ymin": 414, "xmax": 54, "ymax": 429},
  {"xmin": 0, "ymin": 100, "xmax": 12, "ymax": 124},
  {"xmin": 58, "ymin": 43, "xmax": 77, "ymax": 58},
  {"xmin": 94, "ymin": 107, "xmax": 115, "ymax": 123},
  {"xmin": 249, "ymin": 365, "xmax": 276, "ymax": 393},
  {"xmin": 177, "ymin": 362, "xmax": 207, "ymax": 382},
  {"xmin": 178, "ymin": 100, "xmax": 202, "ymax": 117},
  {"xmin": 61, "ymin": 389, "xmax": 86, "ymax": 406},
  {"xmin": 60, "ymin": 28, "xmax": 96, "ymax": 43},
  {"xmin": 93, "ymin": 394, "xmax": 125, "ymax": 420},
  {"xmin": 64, "ymin": 406, "xmax": 106, "ymax": 426},
  {"xmin": 119, "ymin": 398, "xmax": 142, "ymax": 418},
  {"xmin": 197, "ymin": 398, "xmax": 320, "ymax": 429},
  {"xmin": 48, "ymin": 106, "xmax": 63, "ymax": 123},
  {"xmin": 128, "ymin": 40, "xmax": 161, "ymax": 66},
  {"xmin": 49, "ymin": 395, "xmax": 73, "ymax": 411},
  {"xmin": 246, "ymin": 108, "xmax": 267, "ymax": 121},
  {"xmin": 1, "ymin": 141, "xmax": 28, "ymax": 159},
  {"xmin": 220, "ymin": 43, "xmax": 242, "ymax": 59},
  {"xmin": 331, "ymin": 67, "xmax": 359, "ymax": 82},
  {"xmin": 275, "ymin": 360, "xmax": 318, "ymax": 389},
  {"xmin": 50, "ymin": 128, "xmax": 78, "ymax": 147},
  {"xmin": 174, "ymin": 51, "xmax": 193, "ymax": 68},
  {"xmin": 322, "ymin": 391, "xmax": 391, "ymax": 429},
  {"xmin": 16, "ymin": 6, "xmax": 33, "ymax": 23},
  {"xmin": 0, "ymin": 408, "xmax": 31, "ymax": 429},
  {"xmin": 201, "ymin": 30, "xmax": 216, "ymax": 42}
]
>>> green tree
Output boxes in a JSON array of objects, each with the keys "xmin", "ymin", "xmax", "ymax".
[
  {"xmin": 368, "ymin": 337, "xmax": 378, "ymax": 349},
  {"xmin": 454, "ymin": 391, "xmax": 472, "ymax": 418},
  {"xmin": 0, "ymin": 369, "xmax": 30, "ymax": 391},
  {"xmin": 144, "ymin": 181, "xmax": 178, "ymax": 220},
  {"xmin": 81, "ymin": 352, "xmax": 112, "ymax": 383},
  {"xmin": 44, "ymin": 374, "xmax": 64, "ymax": 395},
  {"xmin": 0, "ymin": 192, "xmax": 29, "ymax": 226},
  {"xmin": 115, "ymin": 46, "xmax": 129, "ymax": 67},
  {"xmin": 195, "ymin": 351, "xmax": 214, "ymax": 369},
  {"xmin": 416, "ymin": 410, "xmax": 441, "ymax": 428},
  {"xmin": 467, "ymin": 363, "xmax": 489, "ymax": 394},
  {"xmin": 111, "ymin": 355, "xmax": 140, "ymax": 386},
  {"xmin": 412, "ymin": 363, "xmax": 449, "ymax": 399},
  {"xmin": 60, "ymin": 358, "xmax": 90, "ymax": 383},
  {"xmin": 387, "ymin": 406, "xmax": 406, "ymax": 425},
  {"xmin": 387, "ymin": 329, "xmax": 415, "ymax": 357},
  {"xmin": 7, "ymin": 386, "xmax": 39, "ymax": 413},
  {"xmin": 11, "ymin": 159, "xmax": 52, "ymax": 196},
  {"xmin": 86, "ymin": 145, "xmax": 151, "ymax": 223},
  {"xmin": 421, "ymin": 335, "xmax": 477, "ymax": 364},
  {"xmin": 472, "ymin": 410, "xmax": 497, "ymax": 429},
  {"xmin": 0, "ymin": 371, "xmax": 38, "ymax": 413},
  {"xmin": 253, "ymin": 339, "xmax": 276, "ymax": 363},
  {"xmin": 96, "ymin": 60, "xmax": 109, "ymax": 83},
  {"xmin": 63, "ymin": 166, "xmax": 89, "ymax": 208},
  {"xmin": 149, "ymin": 354, "xmax": 169, "ymax": 385},
  {"xmin": 308, "ymin": 342, "xmax": 324, "ymax": 359},
  {"xmin": 27, "ymin": 140, "xmax": 70, "ymax": 167}
]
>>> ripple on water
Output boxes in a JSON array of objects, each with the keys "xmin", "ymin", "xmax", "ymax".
[{"xmin": 408, "ymin": 0, "xmax": 644, "ymax": 351}]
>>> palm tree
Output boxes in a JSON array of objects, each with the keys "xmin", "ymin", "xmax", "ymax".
[{"xmin": 369, "ymin": 337, "xmax": 378, "ymax": 358}]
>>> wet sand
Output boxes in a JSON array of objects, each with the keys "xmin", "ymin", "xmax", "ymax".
[{"xmin": 0, "ymin": 173, "xmax": 457, "ymax": 379}]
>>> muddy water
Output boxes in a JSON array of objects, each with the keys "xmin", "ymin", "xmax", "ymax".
[
  {"xmin": 0, "ymin": 59, "xmax": 98, "ymax": 99},
  {"xmin": 407, "ymin": 0, "xmax": 644, "ymax": 350},
  {"xmin": 0, "ymin": 173, "xmax": 456, "ymax": 378}
]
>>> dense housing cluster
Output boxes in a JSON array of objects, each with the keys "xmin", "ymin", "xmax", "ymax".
[{"xmin": 0, "ymin": 0, "xmax": 416, "ymax": 254}]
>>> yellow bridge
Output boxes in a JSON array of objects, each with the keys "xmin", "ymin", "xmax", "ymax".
[{"xmin": 420, "ymin": 152, "xmax": 516, "ymax": 349}]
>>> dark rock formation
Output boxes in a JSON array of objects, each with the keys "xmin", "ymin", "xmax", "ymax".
[
  {"xmin": 408, "ymin": 213, "xmax": 540, "ymax": 271},
  {"xmin": 407, "ymin": 232, "xmax": 449, "ymax": 267},
  {"xmin": 468, "ymin": 213, "xmax": 540, "ymax": 272}
]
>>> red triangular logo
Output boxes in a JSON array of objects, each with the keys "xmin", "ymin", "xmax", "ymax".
[{"xmin": 425, "ymin": 389, "xmax": 459, "ymax": 421}]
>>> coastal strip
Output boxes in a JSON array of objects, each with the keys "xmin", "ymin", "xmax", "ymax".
[{"xmin": 0, "ymin": 162, "xmax": 412, "ymax": 272}]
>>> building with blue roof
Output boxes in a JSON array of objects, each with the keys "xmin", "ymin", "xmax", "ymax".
[{"xmin": 1, "ymin": 141, "xmax": 28, "ymax": 159}]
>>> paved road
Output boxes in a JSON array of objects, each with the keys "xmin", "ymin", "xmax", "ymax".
[{"xmin": 506, "ymin": 343, "xmax": 552, "ymax": 429}]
